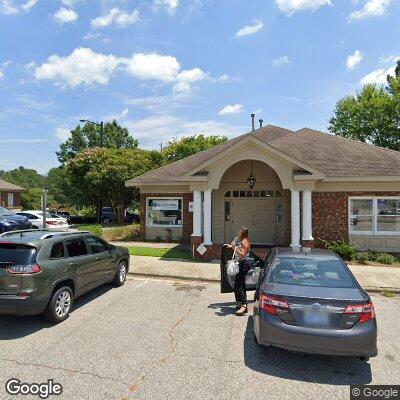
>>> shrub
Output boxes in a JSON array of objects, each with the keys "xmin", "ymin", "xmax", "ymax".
[
  {"xmin": 77, "ymin": 224, "xmax": 103, "ymax": 237},
  {"xmin": 376, "ymin": 253, "xmax": 397, "ymax": 265},
  {"xmin": 102, "ymin": 225, "xmax": 141, "ymax": 242},
  {"xmin": 323, "ymin": 239, "xmax": 357, "ymax": 261},
  {"xmin": 356, "ymin": 252, "xmax": 370, "ymax": 265},
  {"xmin": 78, "ymin": 206, "xmax": 96, "ymax": 218}
]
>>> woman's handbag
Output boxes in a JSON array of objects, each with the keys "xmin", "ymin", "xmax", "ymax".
[{"xmin": 227, "ymin": 247, "xmax": 239, "ymax": 276}]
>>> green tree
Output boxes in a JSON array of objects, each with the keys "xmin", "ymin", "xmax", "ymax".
[
  {"xmin": 0, "ymin": 166, "xmax": 46, "ymax": 189},
  {"xmin": 46, "ymin": 167, "xmax": 77, "ymax": 208},
  {"xmin": 329, "ymin": 60, "xmax": 400, "ymax": 150},
  {"xmin": 67, "ymin": 148, "xmax": 163, "ymax": 222},
  {"xmin": 57, "ymin": 120, "xmax": 139, "ymax": 164},
  {"xmin": 161, "ymin": 134, "xmax": 228, "ymax": 163},
  {"xmin": 21, "ymin": 188, "xmax": 45, "ymax": 210}
]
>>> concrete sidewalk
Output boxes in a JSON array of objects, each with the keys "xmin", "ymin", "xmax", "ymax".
[{"xmin": 128, "ymin": 255, "xmax": 400, "ymax": 292}]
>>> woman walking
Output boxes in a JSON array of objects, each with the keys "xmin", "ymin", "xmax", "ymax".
[{"xmin": 226, "ymin": 227, "xmax": 251, "ymax": 315}]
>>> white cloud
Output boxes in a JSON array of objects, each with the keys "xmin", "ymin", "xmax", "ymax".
[
  {"xmin": 33, "ymin": 49, "xmax": 214, "ymax": 94},
  {"xmin": 60, "ymin": 0, "xmax": 79, "ymax": 6},
  {"xmin": 235, "ymin": 20, "xmax": 263, "ymax": 38},
  {"xmin": 360, "ymin": 65, "xmax": 396, "ymax": 85},
  {"xmin": 346, "ymin": 50, "xmax": 363, "ymax": 70},
  {"xmin": 104, "ymin": 107, "xmax": 129, "ymax": 121},
  {"xmin": 219, "ymin": 104, "xmax": 243, "ymax": 115},
  {"xmin": 125, "ymin": 53, "xmax": 180, "ymax": 82},
  {"xmin": 349, "ymin": 0, "xmax": 391, "ymax": 21},
  {"xmin": 15, "ymin": 94, "xmax": 53, "ymax": 111},
  {"xmin": 274, "ymin": 0, "xmax": 331, "ymax": 15},
  {"xmin": 91, "ymin": 7, "xmax": 139, "ymax": 29},
  {"xmin": 0, "ymin": 69, "xmax": 4, "ymax": 79},
  {"xmin": 0, "ymin": 0, "xmax": 38, "ymax": 15},
  {"xmin": 53, "ymin": 7, "xmax": 78, "ymax": 24},
  {"xmin": 56, "ymin": 126, "xmax": 71, "ymax": 141},
  {"xmin": 380, "ymin": 55, "xmax": 400, "ymax": 64},
  {"xmin": 34, "ymin": 47, "xmax": 122, "ymax": 88},
  {"xmin": 272, "ymin": 56, "xmax": 290, "ymax": 67},
  {"xmin": 153, "ymin": 0, "xmax": 179, "ymax": 15},
  {"xmin": 126, "ymin": 114, "xmax": 244, "ymax": 148}
]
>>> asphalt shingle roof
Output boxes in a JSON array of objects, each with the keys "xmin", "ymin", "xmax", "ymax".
[
  {"xmin": 126, "ymin": 125, "xmax": 400, "ymax": 185},
  {"xmin": 0, "ymin": 179, "xmax": 25, "ymax": 191}
]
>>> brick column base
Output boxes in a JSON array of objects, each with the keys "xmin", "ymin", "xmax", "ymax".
[
  {"xmin": 301, "ymin": 240, "xmax": 315, "ymax": 248},
  {"xmin": 191, "ymin": 236, "xmax": 222, "ymax": 261}
]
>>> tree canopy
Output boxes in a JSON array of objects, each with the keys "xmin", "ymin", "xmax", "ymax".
[
  {"xmin": 329, "ymin": 60, "xmax": 400, "ymax": 150},
  {"xmin": 161, "ymin": 134, "xmax": 228, "ymax": 163},
  {"xmin": 66, "ymin": 148, "xmax": 163, "ymax": 221},
  {"xmin": 57, "ymin": 120, "xmax": 139, "ymax": 163}
]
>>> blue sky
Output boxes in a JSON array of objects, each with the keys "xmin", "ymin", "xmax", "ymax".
[{"xmin": 0, "ymin": 0, "xmax": 399, "ymax": 173}]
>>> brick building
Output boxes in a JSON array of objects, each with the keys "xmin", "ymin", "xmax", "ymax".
[
  {"xmin": 0, "ymin": 179, "xmax": 24, "ymax": 210},
  {"xmin": 126, "ymin": 125, "xmax": 400, "ymax": 260}
]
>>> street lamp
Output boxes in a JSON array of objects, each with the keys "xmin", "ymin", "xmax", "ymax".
[{"xmin": 80, "ymin": 119, "xmax": 104, "ymax": 224}]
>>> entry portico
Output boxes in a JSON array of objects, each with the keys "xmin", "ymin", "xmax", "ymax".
[{"xmin": 127, "ymin": 125, "xmax": 400, "ymax": 260}]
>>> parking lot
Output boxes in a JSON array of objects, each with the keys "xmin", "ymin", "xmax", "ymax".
[{"xmin": 0, "ymin": 278, "xmax": 399, "ymax": 400}]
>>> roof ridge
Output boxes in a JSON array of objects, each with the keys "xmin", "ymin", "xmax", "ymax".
[{"xmin": 296, "ymin": 127, "xmax": 400, "ymax": 157}]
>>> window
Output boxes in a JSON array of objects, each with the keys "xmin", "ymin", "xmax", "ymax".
[
  {"xmin": 66, "ymin": 239, "xmax": 88, "ymax": 257},
  {"xmin": 146, "ymin": 198, "xmax": 183, "ymax": 227},
  {"xmin": 50, "ymin": 242, "xmax": 65, "ymax": 259},
  {"xmin": 7, "ymin": 193, "xmax": 14, "ymax": 207},
  {"xmin": 224, "ymin": 201, "xmax": 230, "ymax": 221},
  {"xmin": 86, "ymin": 237, "xmax": 109, "ymax": 254},
  {"xmin": 349, "ymin": 197, "xmax": 400, "ymax": 235}
]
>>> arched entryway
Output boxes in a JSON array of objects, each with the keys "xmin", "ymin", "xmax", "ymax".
[{"xmin": 212, "ymin": 160, "xmax": 291, "ymax": 245}]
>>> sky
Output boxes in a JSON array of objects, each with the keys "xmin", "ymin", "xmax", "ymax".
[{"xmin": 0, "ymin": 0, "xmax": 399, "ymax": 174}]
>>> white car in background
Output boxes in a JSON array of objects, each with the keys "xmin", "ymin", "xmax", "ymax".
[{"xmin": 16, "ymin": 210, "xmax": 69, "ymax": 231}]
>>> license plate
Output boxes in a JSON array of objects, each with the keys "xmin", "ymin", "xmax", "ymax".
[{"xmin": 304, "ymin": 311, "xmax": 330, "ymax": 327}]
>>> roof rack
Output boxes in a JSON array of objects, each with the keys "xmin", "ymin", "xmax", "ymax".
[{"xmin": 0, "ymin": 229, "xmax": 90, "ymax": 240}]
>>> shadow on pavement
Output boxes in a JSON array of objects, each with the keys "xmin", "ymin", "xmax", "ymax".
[
  {"xmin": 0, "ymin": 284, "xmax": 114, "ymax": 340},
  {"xmin": 208, "ymin": 301, "xmax": 255, "ymax": 316},
  {"xmin": 244, "ymin": 316, "xmax": 372, "ymax": 385}
]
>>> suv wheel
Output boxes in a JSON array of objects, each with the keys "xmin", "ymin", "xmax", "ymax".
[
  {"xmin": 114, "ymin": 261, "xmax": 127, "ymax": 286},
  {"xmin": 44, "ymin": 286, "xmax": 73, "ymax": 323}
]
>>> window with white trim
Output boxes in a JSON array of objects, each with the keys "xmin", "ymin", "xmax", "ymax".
[
  {"xmin": 146, "ymin": 198, "xmax": 183, "ymax": 227},
  {"xmin": 349, "ymin": 197, "xmax": 400, "ymax": 235}
]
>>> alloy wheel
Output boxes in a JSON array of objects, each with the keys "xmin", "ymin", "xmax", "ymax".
[{"xmin": 55, "ymin": 290, "xmax": 71, "ymax": 318}]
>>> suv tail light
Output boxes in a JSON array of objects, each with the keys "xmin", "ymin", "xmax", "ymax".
[
  {"xmin": 260, "ymin": 294, "xmax": 290, "ymax": 315},
  {"xmin": 344, "ymin": 303, "xmax": 375, "ymax": 323},
  {"xmin": 6, "ymin": 264, "xmax": 42, "ymax": 274}
]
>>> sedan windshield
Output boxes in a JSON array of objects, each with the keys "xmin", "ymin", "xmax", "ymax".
[
  {"xmin": 0, "ymin": 206, "xmax": 14, "ymax": 216},
  {"xmin": 268, "ymin": 257, "xmax": 357, "ymax": 288}
]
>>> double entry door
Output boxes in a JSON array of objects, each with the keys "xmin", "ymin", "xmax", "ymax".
[{"xmin": 229, "ymin": 198, "xmax": 276, "ymax": 244}]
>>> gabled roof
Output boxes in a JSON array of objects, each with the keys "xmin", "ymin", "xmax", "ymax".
[
  {"xmin": 126, "ymin": 125, "xmax": 400, "ymax": 186},
  {"xmin": 0, "ymin": 178, "xmax": 25, "ymax": 191}
]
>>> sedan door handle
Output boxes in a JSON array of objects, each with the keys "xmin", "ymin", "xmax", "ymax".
[{"xmin": 69, "ymin": 261, "xmax": 78, "ymax": 267}]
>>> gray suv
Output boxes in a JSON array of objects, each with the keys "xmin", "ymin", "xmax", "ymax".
[{"xmin": 0, "ymin": 230, "xmax": 130, "ymax": 323}]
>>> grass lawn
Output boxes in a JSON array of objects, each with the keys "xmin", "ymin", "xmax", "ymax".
[{"xmin": 127, "ymin": 246, "xmax": 192, "ymax": 260}]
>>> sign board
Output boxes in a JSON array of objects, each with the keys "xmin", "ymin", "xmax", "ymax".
[
  {"xmin": 150, "ymin": 199, "xmax": 179, "ymax": 211},
  {"xmin": 196, "ymin": 243, "xmax": 207, "ymax": 256},
  {"xmin": 188, "ymin": 202, "xmax": 194, "ymax": 212}
]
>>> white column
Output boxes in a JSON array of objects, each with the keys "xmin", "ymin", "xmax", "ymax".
[
  {"xmin": 192, "ymin": 190, "xmax": 202, "ymax": 237},
  {"xmin": 203, "ymin": 189, "xmax": 212, "ymax": 245},
  {"xmin": 302, "ymin": 190, "xmax": 314, "ymax": 241},
  {"xmin": 290, "ymin": 189, "xmax": 301, "ymax": 248}
]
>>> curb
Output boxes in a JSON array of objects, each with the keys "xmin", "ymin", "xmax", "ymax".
[
  {"xmin": 127, "ymin": 271, "xmax": 219, "ymax": 284},
  {"xmin": 127, "ymin": 271, "xmax": 400, "ymax": 293}
]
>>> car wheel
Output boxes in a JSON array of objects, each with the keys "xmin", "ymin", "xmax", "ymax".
[
  {"xmin": 102, "ymin": 218, "xmax": 111, "ymax": 225},
  {"xmin": 43, "ymin": 286, "xmax": 73, "ymax": 323},
  {"xmin": 113, "ymin": 261, "xmax": 127, "ymax": 286}
]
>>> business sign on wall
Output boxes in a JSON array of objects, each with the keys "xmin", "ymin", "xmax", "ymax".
[{"xmin": 150, "ymin": 199, "xmax": 179, "ymax": 211}]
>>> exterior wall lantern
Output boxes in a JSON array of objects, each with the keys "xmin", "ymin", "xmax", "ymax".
[{"xmin": 247, "ymin": 160, "xmax": 256, "ymax": 189}]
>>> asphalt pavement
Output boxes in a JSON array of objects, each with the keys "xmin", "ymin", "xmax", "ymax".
[{"xmin": 0, "ymin": 278, "xmax": 399, "ymax": 400}]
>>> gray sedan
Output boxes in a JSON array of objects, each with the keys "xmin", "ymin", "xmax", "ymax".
[{"xmin": 221, "ymin": 247, "xmax": 377, "ymax": 360}]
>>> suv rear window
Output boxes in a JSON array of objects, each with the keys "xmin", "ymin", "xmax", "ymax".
[
  {"xmin": 0, "ymin": 243, "xmax": 37, "ymax": 265},
  {"xmin": 66, "ymin": 239, "xmax": 88, "ymax": 257},
  {"xmin": 268, "ymin": 257, "xmax": 357, "ymax": 288},
  {"xmin": 50, "ymin": 242, "xmax": 65, "ymax": 259}
]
